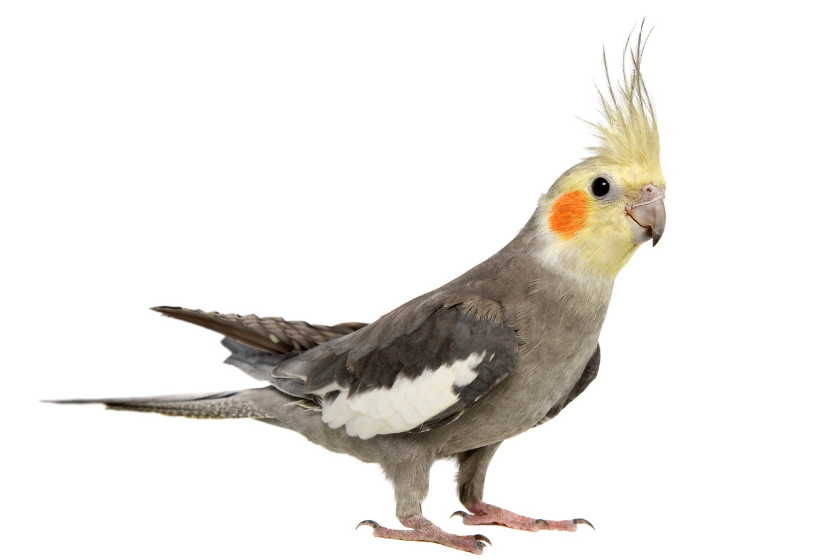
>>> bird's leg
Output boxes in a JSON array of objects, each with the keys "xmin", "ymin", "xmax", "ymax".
[
  {"xmin": 453, "ymin": 443, "xmax": 594, "ymax": 533},
  {"xmin": 357, "ymin": 458, "xmax": 491, "ymax": 554},
  {"xmin": 357, "ymin": 514, "xmax": 491, "ymax": 554},
  {"xmin": 452, "ymin": 501, "xmax": 593, "ymax": 532}
]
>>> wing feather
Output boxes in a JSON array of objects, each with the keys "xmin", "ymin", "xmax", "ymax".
[
  {"xmin": 272, "ymin": 295, "xmax": 518, "ymax": 439},
  {"xmin": 153, "ymin": 306, "xmax": 366, "ymax": 354}
]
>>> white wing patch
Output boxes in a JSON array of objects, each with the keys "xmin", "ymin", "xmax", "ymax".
[{"xmin": 318, "ymin": 352, "xmax": 485, "ymax": 439}]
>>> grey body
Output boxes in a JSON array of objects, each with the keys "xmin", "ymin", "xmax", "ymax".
[
  {"xmin": 272, "ymin": 217, "xmax": 606, "ymax": 516},
  {"xmin": 49, "ymin": 30, "xmax": 669, "ymax": 551},
  {"xmin": 58, "ymin": 211, "xmax": 608, "ymax": 521}
]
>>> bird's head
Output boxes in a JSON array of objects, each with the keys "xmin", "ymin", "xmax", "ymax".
[{"xmin": 535, "ymin": 30, "xmax": 665, "ymax": 281}]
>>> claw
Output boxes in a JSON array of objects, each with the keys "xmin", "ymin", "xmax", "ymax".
[
  {"xmin": 474, "ymin": 534, "xmax": 492, "ymax": 547},
  {"xmin": 356, "ymin": 520, "xmax": 380, "ymax": 530},
  {"xmin": 450, "ymin": 510, "xmax": 468, "ymax": 519},
  {"xmin": 535, "ymin": 518, "xmax": 550, "ymax": 529},
  {"xmin": 572, "ymin": 518, "xmax": 595, "ymax": 531}
]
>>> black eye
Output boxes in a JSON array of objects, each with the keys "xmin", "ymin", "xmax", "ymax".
[{"xmin": 591, "ymin": 177, "xmax": 611, "ymax": 198}]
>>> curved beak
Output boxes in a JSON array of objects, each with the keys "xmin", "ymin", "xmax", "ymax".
[{"xmin": 626, "ymin": 185, "xmax": 666, "ymax": 247}]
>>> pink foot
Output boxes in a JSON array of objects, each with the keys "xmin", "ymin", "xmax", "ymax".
[
  {"xmin": 357, "ymin": 514, "xmax": 491, "ymax": 555},
  {"xmin": 452, "ymin": 500, "xmax": 594, "ymax": 533}
]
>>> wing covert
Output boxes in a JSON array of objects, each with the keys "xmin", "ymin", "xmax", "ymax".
[{"xmin": 273, "ymin": 295, "xmax": 518, "ymax": 439}]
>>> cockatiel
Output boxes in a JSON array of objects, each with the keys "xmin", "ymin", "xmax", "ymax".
[{"xmin": 53, "ymin": 30, "xmax": 665, "ymax": 554}]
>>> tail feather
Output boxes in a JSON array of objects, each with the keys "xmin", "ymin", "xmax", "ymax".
[
  {"xmin": 47, "ymin": 307, "xmax": 350, "ymax": 421},
  {"xmin": 221, "ymin": 337, "xmax": 309, "ymax": 399},
  {"xmin": 221, "ymin": 337, "xmax": 292, "ymax": 381},
  {"xmin": 46, "ymin": 391, "xmax": 272, "ymax": 419}
]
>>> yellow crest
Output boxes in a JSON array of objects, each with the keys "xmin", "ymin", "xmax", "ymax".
[{"xmin": 587, "ymin": 24, "xmax": 660, "ymax": 175}]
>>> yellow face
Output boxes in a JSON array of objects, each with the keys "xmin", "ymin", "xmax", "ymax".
[{"xmin": 538, "ymin": 160, "xmax": 666, "ymax": 279}]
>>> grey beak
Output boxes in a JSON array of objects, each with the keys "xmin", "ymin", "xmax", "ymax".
[{"xmin": 626, "ymin": 185, "xmax": 666, "ymax": 247}]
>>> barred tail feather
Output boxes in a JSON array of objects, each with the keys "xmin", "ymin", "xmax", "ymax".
[
  {"xmin": 46, "ymin": 391, "xmax": 273, "ymax": 419},
  {"xmin": 50, "ymin": 388, "xmax": 379, "ymax": 462}
]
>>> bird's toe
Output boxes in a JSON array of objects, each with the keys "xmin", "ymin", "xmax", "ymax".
[
  {"xmin": 474, "ymin": 534, "xmax": 492, "ymax": 547},
  {"xmin": 573, "ymin": 518, "xmax": 595, "ymax": 531}
]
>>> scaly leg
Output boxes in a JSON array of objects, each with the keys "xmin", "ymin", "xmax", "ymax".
[
  {"xmin": 452, "ymin": 501, "xmax": 593, "ymax": 532},
  {"xmin": 357, "ymin": 456, "xmax": 491, "ymax": 554},
  {"xmin": 357, "ymin": 515, "xmax": 491, "ymax": 554},
  {"xmin": 453, "ymin": 443, "xmax": 594, "ymax": 533}
]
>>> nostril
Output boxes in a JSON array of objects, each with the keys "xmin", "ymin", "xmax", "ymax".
[{"xmin": 644, "ymin": 185, "xmax": 653, "ymax": 193}]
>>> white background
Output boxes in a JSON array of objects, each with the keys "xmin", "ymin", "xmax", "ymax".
[{"xmin": 3, "ymin": 2, "xmax": 838, "ymax": 559}]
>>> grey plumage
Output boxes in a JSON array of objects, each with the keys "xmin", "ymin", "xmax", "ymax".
[
  {"xmin": 49, "ymin": 391, "xmax": 269, "ymax": 419},
  {"xmin": 535, "ymin": 344, "xmax": 600, "ymax": 426},
  {"xmin": 54, "ymin": 214, "xmax": 611, "ymax": 531},
  {"xmin": 52, "ymin": 30, "xmax": 666, "ymax": 554},
  {"xmin": 153, "ymin": 305, "xmax": 366, "ymax": 353}
]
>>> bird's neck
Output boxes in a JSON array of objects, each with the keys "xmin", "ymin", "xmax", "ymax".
[
  {"xmin": 511, "ymin": 212, "xmax": 616, "ymax": 300},
  {"xmin": 445, "ymin": 214, "xmax": 616, "ymax": 321}
]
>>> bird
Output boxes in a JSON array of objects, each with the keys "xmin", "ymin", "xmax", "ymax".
[{"xmin": 51, "ymin": 28, "xmax": 665, "ymax": 554}]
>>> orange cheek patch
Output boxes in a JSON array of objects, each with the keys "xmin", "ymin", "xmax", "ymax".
[{"xmin": 548, "ymin": 190, "xmax": 590, "ymax": 239}]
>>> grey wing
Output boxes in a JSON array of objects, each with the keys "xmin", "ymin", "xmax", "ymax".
[
  {"xmin": 153, "ymin": 306, "xmax": 368, "ymax": 403},
  {"xmin": 534, "ymin": 344, "xmax": 600, "ymax": 427},
  {"xmin": 153, "ymin": 306, "xmax": 367, "ymax": 354},
  {"xmin": 272, "ymin": 294, "xmax": 519, "ymax": 439}
]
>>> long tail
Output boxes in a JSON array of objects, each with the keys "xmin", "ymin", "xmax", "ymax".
[
  {"xmin": 45, "ymin": 391, "xmax": 272, "ymax": 419},
  {"xmin": 47, "ymin": 307, "xmax": 360, "ymax": 420},
  {"xmin": 49, "ymin": 387, "xmax": 372, "ymax": 460}
]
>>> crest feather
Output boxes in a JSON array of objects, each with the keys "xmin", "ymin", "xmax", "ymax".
[{"xmin": 587, "ymin": 22, "xmax": 660, "ymax": 171}]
